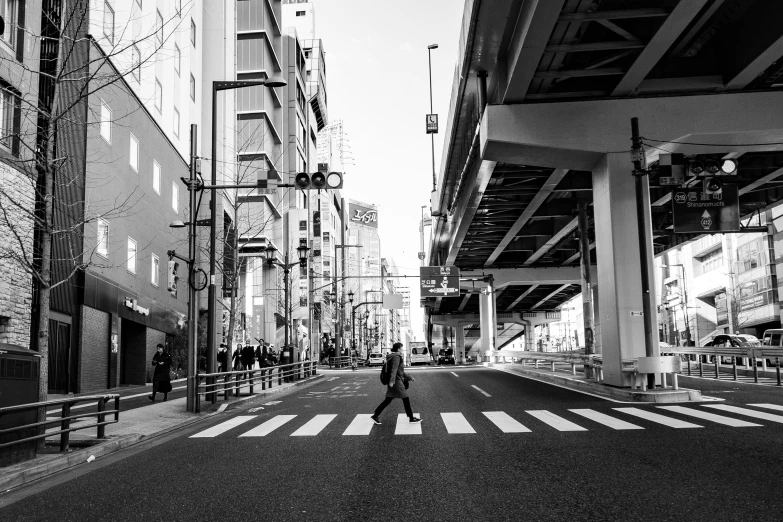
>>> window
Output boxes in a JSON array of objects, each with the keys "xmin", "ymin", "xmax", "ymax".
[
  {"xmin": 127, "ymin": 237, "xmax": 137, "ymax": 273},
  {"xmin": 100, "ymin": 100, "xmax": 111, "ymax": 143},
  {"xmin": 173, "ymin": 107, "xmax": 180, "ymax": 138},
  {"xmin": 97, "ymin": 219, "xmax": 109, "ymax": 257},
  {"xmin": 296, "ymin": 10, "xmax": 305, "ymax": 16},
  {"xmin": 0, "ymin": 0, "xmax": 17, "ymax": 50},
  {"xmin": 132, "ymin": 45, "xmax": 141, "ymax": 82},
  {"xmin": 156, "ymin": 9, "xmax": 163, "ymax": 45},
  {"xmin": 103, "ymin": 2, "xmax": 115, "ymax": 44},
  {"xmin": 190, "ymin": 19, "xmax": 196, "ymax": 47},
  {"xmin": 172, "ymin": 182, "xmax": 179, "ymax": 213},
  {"xmin": 151, "ymin": 254, "xmax": 160, "ymax": 286},
  {"xmin": 153, "ymin": 161, "xmax": 161, "ymax": 194},
  {"xmin": 0, "ymin": 88, "xmax": 15, "ymax": 149},
  {"xmin": 174, "ymin": 44, "xmax": 180, "ymax": 75},
  {"xmin": 190, "ymin": 74, "xmax": 196, "ymax": 101},
  {"xmin": 154, "ymin": 79, "xmax": 162, "ymax": 112},
  {"xmin": 129, "ymin": 133, "xmax": 139, "ymax": 171},
  {"xmin": 700, "ymin": 249, "xmax": 723, "ymax": 274}
]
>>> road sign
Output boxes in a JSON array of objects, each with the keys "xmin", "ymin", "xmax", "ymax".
[
  {"xmin": 659, "ymin": 177, "xmax": 684, "ymax": 186},
  {"xmin": 426, "ymin": 114, "xmax": 438, "ymax": 134},
  {"xmin": 671, "ymin": 185, "xmax": 739, "ymax": 233},
  {"xmin": 630, "ymin": 311, "xmax": 644, "ymax": 317},
  {"xmin": 420, "ymin": 266, "xmax": 460, "ymax": 297}
]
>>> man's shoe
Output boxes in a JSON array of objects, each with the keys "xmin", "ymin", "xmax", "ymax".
[
  {"xmin": 370, "ymin": 415, "xmax": 382, "ymax": 425},
  {"xmin": 148, "ymin": 396, "xmax": 154, "ymax": 402},
  {"xmin": 409, "ymin": 417, "xmax": 422, "ymax": 423}
]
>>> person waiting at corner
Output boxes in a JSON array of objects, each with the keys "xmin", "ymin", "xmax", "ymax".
[{"xmin": 149, "ymin": 344, "xmax": 172, "ymax": 402}]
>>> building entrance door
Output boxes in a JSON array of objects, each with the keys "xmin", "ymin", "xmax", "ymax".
[
  {"xmin": 120, "ymin": 319, "xmax": 146, "ymax": 385},
  {"xmin": 47, "ymin": 319, "xmax": 71, "ymax": 393}
]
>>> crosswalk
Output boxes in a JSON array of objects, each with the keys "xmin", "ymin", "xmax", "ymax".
[{"xmin": 189, "ymin": 404, "xmax": 783, "ymax": 439}]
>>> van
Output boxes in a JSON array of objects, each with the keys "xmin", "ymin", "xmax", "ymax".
[
  {"xmin": 409, "ymin": 343, "xmax": 432, "ymax": 366},
  {"xmin": 759, "ymin": 329, "xmax": 783, "ymax": 365}
]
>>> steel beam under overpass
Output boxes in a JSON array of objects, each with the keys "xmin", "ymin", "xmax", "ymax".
[{"xmin": 460, "ymin": 266, "xmax": 598, "ymax": 290}]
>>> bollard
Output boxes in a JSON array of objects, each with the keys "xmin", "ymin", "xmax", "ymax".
[
  {"xmin": 278, "ymin": 366, "xmax": 282, "ymax": 386},
  {"xmin": 687, "ymin": 357, "xmax": 691, "ymax": 376},
  {"xmin": 699, "ymin": 355, "xmax": 703, "ymax": 377},
  {"xmin": 262, "ymin": 369, "xmax": 266, "ymax": 390},
  {"xmin": 60, "ymin": 402, "xmax": 71, "ymax": 452},
  {"xmin": 715, "ymin": 356, "xmax": 720, "ymax": 379},
  {"xmin": 249, "ymin": 371, "xmax": 254, "ymax": 394},
  {"xmin": 753, "ymin": 358, "xmax": 759, "ymax": 383},
  {"xmin": 114, "ymin": 395, "xmax": 121, "ymax": 423},
  {"xmin": 733, "ymin": 359, "xmax": 738, "ymax": 381},
  {"xmin": 97, "ymin": 397, "xmax": 106, "ymax": 439},
  {"xmin": 777, "ymin": 358, "xmax": 781, "ymax": 386}
]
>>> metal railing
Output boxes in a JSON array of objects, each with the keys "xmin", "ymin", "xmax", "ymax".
[
  {"xmin": 661, "ymin": 345, "xmax": 783, "ymax": 385},
  {"xmin": 193, "ymin": 360, "xmax": 318, "ymax": 413},
  {"xmin": 328, "ymin": 356, "xmax": 352, "ymax": 368},
  {"xmin": 0, "ymin": 394, "xmax": 121, "ymax": 452}
]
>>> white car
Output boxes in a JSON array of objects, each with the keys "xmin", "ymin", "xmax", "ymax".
[{"xmin": 367, "ymin": 353, "xmax": 385, "ymax": 367}]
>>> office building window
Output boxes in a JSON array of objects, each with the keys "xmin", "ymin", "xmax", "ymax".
[
  {"xmin": 190, "ymin": 19, "xmax": 196, "ymax": 47},
  {"xmin": 97, "ymin": 219, "xmax": 109, "ymax": 257},
  {"xmin": 156, "ymin": 9, "xmax": 163, "ymax": 45},
  {"xmin": 103, "ymin": 2, "xmax": 115, "ymax": 45},
  {"xmin": 174, "ymin": 44, "xmax": 180, "ymax": 75},
  {"xmin": 153, "ymin": 160, "xmax": 161, "ymax": 194},
  {"xmin": 155, "ymin": 79, "xmax": 162, "ymax": 112},
  {"xmin": 129, "ymin": 133, "xmax": 139, "ymax": 171},
  {"xmin": 151, "ymin": 254, "xmax": 159, "ymax": 286},
  {"xmin": 127, "ymin": 237, "xmax": 137, "ymax": 273},
  {"xmin": 100, "ymin": 100, "xmax": 111, "ymax": 143},
  {"xmin": 190, "ymin": 74, "xmax": 196, "ymax": 101},
  {"xmin": 0, "ymin": 0, "xmax": 18, "ymax": 50},
  {"xmin": 173, "ymin": 107, "xmax": 180, "ymax": 137},
  {"xmin": 700, "ymin": 249, "xmax": 723, "ymax": 274},
  {"xmin": 0, "ymin": 88, "xmax": 15, "ymax": 150},
  {"xmin": 172, "ymin": 182, "xmax": 179, "ymax": 213}
]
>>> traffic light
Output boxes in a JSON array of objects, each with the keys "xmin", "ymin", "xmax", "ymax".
[
  {"xmin": 703, "ymin": 177, "xmax": 723, "ymax": 195},
  {"xmin": 293, "ymin": 171, "xmax": 343, "ymax": 190},
  {"xmin": 688, "ymin": 157, "xmax": 737, "ymax": 177},
  {"xmin": 167, "ymin": 260, "xmax": 179, "ymax": 297}
]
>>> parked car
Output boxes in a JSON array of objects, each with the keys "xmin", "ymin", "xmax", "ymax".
[
  {"xmin": 437, "ymin": 348, "xmax": 455, "ymax": 365},
  {"xmin": 705, "ymin": 334, "xmax": 761, "ymax": 364},
  {"xmin": 367, "ymin": 353, "xmax": 385, "ymax": 367}
]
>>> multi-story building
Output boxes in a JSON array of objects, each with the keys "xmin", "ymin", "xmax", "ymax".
[{"xmin": 346, "ymin": 199, "xmax": 380, "ymax": 356}]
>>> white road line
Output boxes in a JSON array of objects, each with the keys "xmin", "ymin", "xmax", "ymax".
[
  {"xmin": 291, "ymin": 414, "xmax": 337, "ymax": 436},
  {"xmin": 748, "ymin": 403, "xmax": 783, "ymax": 412},
  {"xmin": 471, "ymin": 385, "xmax": 491, "ymax": 397},
  {"xmin": 394, "ymin": 414, "xmax": 422, "ymax": 435},
  {"xmin": 704, "ymin": 404, "xmax": 783, "ymax": 423},
  {"xmin": 568, "ymin": 409, "xmax": 644, "ymax": 430},
  {"xmin": 657, "ymin": 406, "xmax": 762, "ymax": 427},
  {"xmin": 614, "ymin": 408, "xmax": 702, "ymax": 428},
  {"xmin": 327, "ymin": 377, "xmax": 340, "ymax": 382},
  {"xmin": 190, "ymin": 415, "xmax": 256, "ymax": 438},
  {"xmin": 526, "ymin": 410, "xmax": 587, "ymax": 432},
  {"xmin": 238, "ymin": 415, "xmax": 297, "ymax": 437},
  {"xmin": 451, "ymin": 372, "xmax": 459, "ymax": 377},
  {"xmin": 343, "ymin": 414, "xmax": 376, "ymax": 436},
  {"xmin": 482, "ymin": 412, "xmax": 531, "ymax": 433},
  {"xmin": 440, "ymin": 413, "xmax": 476, "ymax": 434}
]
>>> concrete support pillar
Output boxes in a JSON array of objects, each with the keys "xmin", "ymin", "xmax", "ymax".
[
  {"xmin": 455, "ymin": 325, "xmax": 465, "ymax": 364},
  {"xmin": 524, "ymin": 323, "xmax": 535, "ymax": 351},
  {"xmin": 479, "ymin": 284, "xmax": 497, "ymax": 363},
  {"xmin": 592, "ymin": 284, "xmax": 602, "ymax": 355},
  {"xmin": 592, "ymin": 153, "xmax": 658, "ymax": 386}
]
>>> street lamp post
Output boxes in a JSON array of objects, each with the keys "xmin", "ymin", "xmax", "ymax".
[
  {"xmin": 427, "ymin": 44, "xmax": 438, "ymax": 192},
  {"xmin": 206, "ymin": 78, "xmax": 285, "ymax": 402},
  {"xmin": 348, "ymin": 291, "xmax": 355, "ymax": 351}
]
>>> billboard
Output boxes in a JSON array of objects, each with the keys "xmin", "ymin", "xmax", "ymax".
[{"xmin": 349, "ymin": 202, "xmax": 378, "ymax": 228}]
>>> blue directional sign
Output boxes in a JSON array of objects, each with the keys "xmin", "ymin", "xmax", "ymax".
[
  {"xmin": 420, "ymin": 266, "xmax": 460, "ymax": 297},
  {"xmin": 671, "ymin": 186, "xmax": 739, "ymax": 233}
]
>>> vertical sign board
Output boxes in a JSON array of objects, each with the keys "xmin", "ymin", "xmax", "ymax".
[
  {"xmin": 313, "ymin": 211, "xmax": 321, "ymax": 237},
  {"xmin": 426, "ymin": 114, "xmax": 438, "ymax": 134},
  {"xmin": 420, "ymin": 266, "xmax": 460, "ymax": 297},
  {"xmin": 671, "ymin": 186, "xmax": 740, "ymax": 233}
]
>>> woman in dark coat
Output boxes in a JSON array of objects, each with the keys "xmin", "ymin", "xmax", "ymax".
[
  {"xmin": 371, "ymin": 342, "xmax": 420, "ymax": 424},
  {"xmin": 149, "ymin": 344, "xmax": 172, "ymax": 402}
]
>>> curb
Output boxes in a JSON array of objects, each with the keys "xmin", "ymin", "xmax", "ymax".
[
  {"xmin": 1, "ymin": 373, "xmax": 324, "ymax": 492},
  {"xmin": 496, "ymin": 366, "xmax": 702, "ymax": 402}
]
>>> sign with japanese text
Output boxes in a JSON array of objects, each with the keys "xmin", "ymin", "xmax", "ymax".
[
  {"xmin": 426, "ymin": 114, "xmax": 438, "ymax": 134},
  {"xmin": 420, "ymin": 266, "xmax": 460, "ymax": 297},
  {"xmin": 349, "ymin": 203, "xmax": 378, "ymax": 228},
  {"xmin": 671, "ymin": 186, "xmax": 739, "ymax": 233}
]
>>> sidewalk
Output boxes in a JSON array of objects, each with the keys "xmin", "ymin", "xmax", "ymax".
[{"xmin": 0, "ymin": 373, "xmax": 323, "ymax": 492}]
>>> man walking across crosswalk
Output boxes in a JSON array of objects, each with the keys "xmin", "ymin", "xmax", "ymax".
[{"xmin": 371, "ymin": 342, "xmax": 421, "ymax": 425}]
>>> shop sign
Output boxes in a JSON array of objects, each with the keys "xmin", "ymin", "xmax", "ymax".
[
  {"xmin": 124, "ymin": 297, "xmax": 150, "ymax": 316},
  {"xmin": 349, "ymin": 203, "xmax": 378, "ymax": 228}
]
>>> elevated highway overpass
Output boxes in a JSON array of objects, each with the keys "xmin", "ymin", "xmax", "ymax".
[{"xmin": 427, "ymin": 0, "xmax": 783, "ymax": 386}]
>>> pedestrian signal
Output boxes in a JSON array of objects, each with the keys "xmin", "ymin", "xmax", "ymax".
[{"xmin": 167, "ymin": 260, "xmax": 179, "ymax": 297}]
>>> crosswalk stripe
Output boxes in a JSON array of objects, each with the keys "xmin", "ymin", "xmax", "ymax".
[
  {"xmin": 657, "ymin": 406, "xmax": 762, "ymax": 427},
  {"xmin": 748, "ymin": 403, "xmax": 783, "ymax": 412},
  {"xmin": 394, "ymin": 414, "xmax": 422, "ymax": 435},
  {"xmin": 568, "ymin": 409, "xmax": 644, "ymax": 430},
  {"xmin": 190, "ymin": 416, "xmax": 256, "ymax": 438},
  {"xmin": 291, "ymin": 414, "xmax": 337, "ymax": 436},
  {"xmin": 614, "ymin": 408, "xmax": 702, "ymax": 428},
  {"xmin": 238, "ymin": 415, "xmax": 297, "ymax": 437},
  {"xmin": 441, "ymin": 413, "xmax": 476, "ymax": 434},
  {"xmin": 704, "ymin": 405, "xmax": 783, "ymax": 423},
  {"xmin": 343, "ymin": 414, "xmax": 375, "ymax": 436},
  {"xmin": 526, "ymin": 410, "xmax": 587, "ymax": 432},
  {"xmin": 482, "ymin": 411, "xmax": 531, "ymax": 433}
]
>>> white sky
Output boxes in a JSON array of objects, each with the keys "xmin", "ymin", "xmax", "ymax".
[{"xmin": 314, "ymin": 0, "xmax": 465, "ymax": 339}]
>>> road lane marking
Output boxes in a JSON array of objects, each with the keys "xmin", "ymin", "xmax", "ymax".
[
  {"xmin": 451, "ymin": 372, "xmax": 459, "ymax": 377},
  {"xmin": 190, "ymin": 416, "xmax": 256, "ymax": 438},
  {"xmin": 568, "ymin": 409, "xmax": 644, "ymax": 430},
  {"xmin": 239, "ymin": 415, "xmax": 297, "ymax": 437},
  {"xmin": 704, "ymin": 405, "xmax": 783, "ymax": 423},
  {"xmin": 394, "ymin": 414, "xmax": 422, "ymax": 435},
  {"xmin": 291, "ymin": 414, "xmax": 337, "ymax": 436},
  {"xmin": 471, "ymin": 385, "xmax": 491, "ymax": 397},
  {"xmin": 441, "ymin": 413, "xmax": 475, "ymax": 434},
  {"xmin": 657, "ymin": 406, "xmax": 762, "ymax": 427},
  {"xmin": 748, "ymin": 403, "xmax": 783, "ymax": 412},
  {"xmin": 482, "ymin": 412, "xmax": 531, "ymax": 433},
  {"xmin": 343, "ymin": 414, "xmax": 375, "ymax": 436},
  {"xmin": 614, "ymin": 408, "xmax": 702, "ymax": 428},
  {"xmin": 327, "ymin": 377, "xmax": 340, "ymax": 382},
  {"xmin": 526, "ymin": 410, "xmax": 587, "ymax": 432}
]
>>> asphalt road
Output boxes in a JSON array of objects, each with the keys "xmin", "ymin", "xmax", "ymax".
[{"xmin": 3, "ymin": 366, "xmax": 783, "ymax": 521}]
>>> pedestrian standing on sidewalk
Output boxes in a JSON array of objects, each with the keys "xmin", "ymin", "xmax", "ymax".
[
  {"xmin": 371, "ymin": 342, "xmax": 421, "ymax": 425},
  {"xmin": 241, "ymin": 343, "xmax": 256, "ymax": 370},
  {"xmin": 217, "ymin": 343, "xmax": 228, "ymax": 372},
  {"xmin": 149, "ymin": 344, "xmax": 172, "ymax": 402},
  {"xmin": 232, "ymin": 346, "xmax": 241, "ymax": 370}
]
